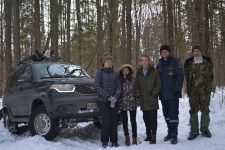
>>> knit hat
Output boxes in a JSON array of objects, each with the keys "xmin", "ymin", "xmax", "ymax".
[
  {"xmin": 192, "ymin": 45, "xmax": 202, "ymax": 53},
  {"xmin": 103, "ymin": 52, "xmax": 113, "ymax": 63},
  {"xmin": 160, "ymin": 45, "xmax": 171, "ymax": 53}
]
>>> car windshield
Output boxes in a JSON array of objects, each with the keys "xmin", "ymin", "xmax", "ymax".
[{"xmin": 33, "ymin": 63, "xmax": 90, "ymax": 79}]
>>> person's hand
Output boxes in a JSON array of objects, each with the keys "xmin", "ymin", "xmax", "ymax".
[
  {"xmin": 109, "ymin": 96, "xmax": 117, "ymax": 108},
  {"xmin": 174, "ymin": 91, "xmax": 180, "ymax": 96},
  {"xmin": 119, "ymin": 107, "xmax": 123, "ymax": 110},
  {"xmin": 109, "ymin": 96, "xmax": 117, "ymax": 102},
  {"xmin": 108, "ymin": 96, "xmax": 113, "ymax": 101}
]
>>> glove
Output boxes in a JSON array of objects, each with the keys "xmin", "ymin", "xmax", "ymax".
[
  {"xmin": 108, "ymin": 96, "xmax": 117, "ymax": 108},
  {"xmin": 174, "ymin": 91, "xmax": 180, "ymax": 97}
]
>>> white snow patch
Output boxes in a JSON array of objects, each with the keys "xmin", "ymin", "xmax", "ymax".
[{"xmin": 0, "ymin": 88, "xmax": 225, "ymax": 150}]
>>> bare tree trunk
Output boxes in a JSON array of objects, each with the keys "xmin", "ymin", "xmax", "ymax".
[
  {"xmin": 13, "ymin": 0, "xmax": 20, "ymax": 66},
  {"xmin": 174, "ymin": 3, "xmax": 178, "ymax": 57},
  {"xmin": 35, "ymin": 0, "xmax": 41, "ymax": 52},
  {"xmin": 177, "ymin": 0, "xmax": 182, "ymax": 59},
  {"xmin": 199, "ymin": 0, "xmax": 205, "ymax": 52},
  {"xmin": 134, "ymin": 0, "xmax": 141, "ymax": 68},
  {"xmin": 86, "ymin": 0, "xmax": 118, "ymax": 71},
  {"xmin": 108, "ymin": 0, "xmax": 113, "ymax": 54},
  {"xmin": 76, "ymin": 0, "xmax": 83, "ymax": 65},
  {"xmin": 5, "ymin": 0, "xmax": 12, "ymax": 76},
  {"xmin": 41, "ymin": 0, "xmax": 45, "ymax": 49},
  {"xmin": 193, "ymin": 0, "xmax": 200, "ymax": 45},
  {"xmin": 50, "ymin": 0, "xmax": 54, "ymax": 50},
  {"xmin": 96, "ymin": 0, "xmax": 103, "ymax": 70},
  {"xmin": 66, "ymin": 0, "xmax": 71, "ymax": 62},
  {"xmin": 53, "ymin": 0, "xmax": 58, "ymax": 60},
  {"xmin": 63, "ymin": 2, "xmax": 66, "ymax": 61},
  {"xmin": 163, "ymin": 0, "xmax": 167, "ymax": 44},
  {"xmin": 121, "ymin": 0, "xmax": 126, "ymax": 65},
  {"xmin": 0, "ymin": 0, "xmax": 4, "ymax": 96},
  {"xmin": 205, "ymin": 0, "xmax": 210, "ymax": 57},
  {"xmin": 126, "ymin": 0, "xmax": 132, "ymax": 64},
  {"xmin": 167, "ymin": 0, "xmax": 174, "ymax": 55}
]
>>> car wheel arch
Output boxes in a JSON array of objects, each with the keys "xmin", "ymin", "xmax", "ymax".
[
  {"xmin": 31, "ymin": 92, "xmax": 50, "ymax": 114},
  {"xmin": 31, "ymin": 99, "xmax": 45, "ymax": 111}
]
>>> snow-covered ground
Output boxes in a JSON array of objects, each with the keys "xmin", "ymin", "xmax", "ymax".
[{"xmin": 0, "ymin": 88, "xmax": 225, "ymax": 150}]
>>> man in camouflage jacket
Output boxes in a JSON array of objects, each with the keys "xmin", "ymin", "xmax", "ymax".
[{"xmin": 184, "ymin": 45, "xmax": 214, "ymax": 140}]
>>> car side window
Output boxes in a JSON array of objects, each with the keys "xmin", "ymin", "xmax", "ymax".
[
  {"xmin": 24, "ymin": 66, "xmax": 33, "ymax": 79},
  {"xmin": 13, "ymin": 68, "xmax": 24, "ymax": 87}
]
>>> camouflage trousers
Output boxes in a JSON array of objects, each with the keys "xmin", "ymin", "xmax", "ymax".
[{"xmin": 189, "ymin": 94, "xmax": 210, "ymax": 114}]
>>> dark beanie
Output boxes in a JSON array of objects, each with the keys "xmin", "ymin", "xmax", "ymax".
[
  {"xmin": 103, "ymin": 52, "xmax": 113, "ymax": 63},
  {"xmin": 160, "ymin": 45, "xmax": 171, "ymax": 53},
  {"xmin": 192, "ymin": 45, "xmax": 202, "ymax": 53}
]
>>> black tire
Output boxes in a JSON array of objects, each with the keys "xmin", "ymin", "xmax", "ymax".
[
  {"xmin": 3, "ymin": 110, "xmax": 18, "ymax": 134},
  {"xmin": 93, "ymin": 120, "xmax": 102, "ymax": 129},
  {"xmin": 29, "ymin": 106, "xmax": 59, "ymax": 141}
]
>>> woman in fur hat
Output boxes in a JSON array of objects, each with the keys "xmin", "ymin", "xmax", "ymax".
[
  {"xmin": 94, "ymin": 52, "xmax": 121, "ymax": 148},
  {"xmin": 118, "ymin": 64, "xmax": 139, "ymax": 146}
]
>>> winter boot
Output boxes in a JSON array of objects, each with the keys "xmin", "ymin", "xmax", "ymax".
[
  {"xmin": 125, "ymin": 135, "xmax": 130, "ymax": 146},
  {"xmin": 144, "ymin": 135, "xmax": 151, "ymax": 141},
  {"xmin": 200, "ymin": 114, "xmax": 211, "ymax": 137},
  {"xmin": 164, "ymin": 134, "xmax": 172, "ymax": 141},
  {"xmin": 188, "ymin": 132, "xmax": 199, "ymax": 140},
  {"xmin": 171, "ymin": 136, "xmax": 177, "ymax": 144},
  {"xmin": 102, "ymin": 142, "xmax": 108, "ymax": 148},
  {"xmin": 112, "ymin": 142, "xmax": 119, "ymax": 147},
  {"xmin": 150, "ymin": 135, "xmax": 156, "ymax": 144},
  {"xmin": 133, "ymin": 137, "xmax": 137, "ymax": 145},
  {"xmin": 202, "ymin": 130, "xmax": 212, "ymax": 137}
]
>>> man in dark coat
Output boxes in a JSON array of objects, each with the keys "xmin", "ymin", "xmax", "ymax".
[
  {"xmin": 135, "ymin": 54, "xmax": 162, "ymax": 144},
  {"xmin": 184, "ymin": 45, "xmax": 214, "ymax": 140},
  {"xmin": 157, "ymin": 45, "xmax": 184, "ymax": 144}
]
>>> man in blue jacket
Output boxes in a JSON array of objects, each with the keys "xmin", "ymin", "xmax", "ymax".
[{"xmin": 157, "ymin": 45, "xmax": 184, "ymax": 144}]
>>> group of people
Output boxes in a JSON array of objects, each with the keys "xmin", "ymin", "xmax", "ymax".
[{"xmin": 94, "ymin": 44, "xmax": 214, "ymax": 148}]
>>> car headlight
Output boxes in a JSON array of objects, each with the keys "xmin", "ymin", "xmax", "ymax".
[{"xmin": 50, "ymin": 84, "xmax": 75, "ymax": 92}]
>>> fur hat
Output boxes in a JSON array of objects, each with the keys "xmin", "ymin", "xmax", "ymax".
[
  {"xmin": 117, "ymin": 64, "xmax": 135, "ymax": 77},
  {"xmin": 192, "ymin": 45, "xmax": 202, "ymax": 53},
  {"xmin": 103, "ymin": 52, "xmax": 113, "ymax": 63},
  {"xmin": 160, "ymin": 45, "xmax": 171, "ymax": 54}
]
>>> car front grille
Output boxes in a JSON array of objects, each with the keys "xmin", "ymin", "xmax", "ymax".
[{"xmin": 75, "ymin": 84, "xmax": 97, "ymax": 95}]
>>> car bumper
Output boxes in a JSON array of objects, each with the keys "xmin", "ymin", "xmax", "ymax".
[{"xmin": 46, "ymin": 92, "xmax": 100, "ymax": 120}]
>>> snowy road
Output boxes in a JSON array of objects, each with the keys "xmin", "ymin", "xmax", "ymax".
[{"xmin": 0, "ymin": 88, "xmax": 225, "ymax": 150}]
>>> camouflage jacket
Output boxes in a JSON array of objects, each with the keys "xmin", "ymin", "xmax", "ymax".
[
  {"xmin": 119, "ymin": 78, "xmax": 139, "ymax": 111},
  {"xmin": 184, "ymin": 55, "xmax": 214, "ymax": 96}
]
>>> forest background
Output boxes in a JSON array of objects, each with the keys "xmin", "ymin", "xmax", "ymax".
[{"xmin": 0, "ymin": 0, "xmax": 225, "ymax": 97}]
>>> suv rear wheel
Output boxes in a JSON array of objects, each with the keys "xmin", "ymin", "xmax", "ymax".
[
  {"xmin": 29, "ymin": 106, "xmax": 59, "ymax": 141},
  {"xmin": 3, "ymin": 110, "xmax": 18, "ymax": 134}
]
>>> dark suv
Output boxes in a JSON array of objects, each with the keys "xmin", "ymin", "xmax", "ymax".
[{"xmin": 2, "ymin": 61, "xmax": 100, "ymax": 140}]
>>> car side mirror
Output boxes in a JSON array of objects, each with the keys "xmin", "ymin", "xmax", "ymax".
[{"xmin": 18, "ymin": 75, "xmax": 32, "ymax": 83}]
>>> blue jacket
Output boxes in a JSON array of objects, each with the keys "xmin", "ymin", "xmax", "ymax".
[
  {"xmin": 94, "ymin": 66, "xmax": 121, "ymax": 102},
  {"xmin": 157, "ymin": 55, "xmax": 184, "ymax": 100}
]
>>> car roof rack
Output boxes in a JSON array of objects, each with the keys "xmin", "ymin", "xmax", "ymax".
[{"xmin": 11, "ymin": 60, "xmax": 34, "ymax": 72}]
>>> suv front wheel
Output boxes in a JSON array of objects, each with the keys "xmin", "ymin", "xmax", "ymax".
[{"xmin": 29, "ymin": 106, "xmax": 59, "ymax": 141}]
